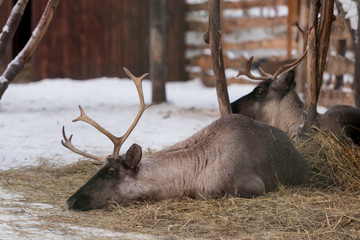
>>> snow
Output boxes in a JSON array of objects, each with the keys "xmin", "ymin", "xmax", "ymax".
[
  {"xmin": 2, "ymin": 25, "xmax": 9, "ymax": 33},
  {"xmin": 0, "ymin": 75, "xmax": 8, "ymax": 84},
  {"xmin": 0, "ymin": 77, "xmax": 253, "ymax": 170},
  {"xmin": 339, "ymin": 0, "xmax": 358, "ymax": 30},
  {"xmin": 0, "ymin": 76, "xmax": 254, "ymax": 239}
]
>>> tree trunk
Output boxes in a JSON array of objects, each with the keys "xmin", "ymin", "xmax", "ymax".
[
  {"xmin": 208, "ymin": 0, "xmax": 231, "ymax": 116},
  {"xmin": 334, "ymin": 39, "xmax": 347, "ymax": 89},
  {"xmin": 301, "ymin": 0, "xmax": 334, "ymax": 136},
  {"xmin": 0, "ymin": 0, "xmax": 29, "ymax": 61},
  {"xmin": 355, "ymin": 1, "xmax": 360, "ymax": 108},
  {"xmin": 0, "ymin": 0, "xmax": 58, "ymax": 100},
  {"xmin": 150, "ymin": 0, "xmax": 167, "ymax": 103},
  {"xmin": 302, "ymin": 0, "xmax": 320, "ymax": 135}
]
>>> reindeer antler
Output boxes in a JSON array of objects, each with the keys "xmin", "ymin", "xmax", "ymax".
[
  {"xmin": 237, "ymin": 22, "xmax": 309, "ymax": 82},
  {"xmin": 236, "ymin": 56, "xmax": 269, "ymax": 80},
  {"xmin": 62, "ymin": 68, "xmax": 153, "ymax": 161},
  {"xmin": 237, "ymin": 50, "xmax": 308, "ymax": 82},
  {"xmin": 61, "ymin": 126, "xmax": 105, "ymax": 162}
]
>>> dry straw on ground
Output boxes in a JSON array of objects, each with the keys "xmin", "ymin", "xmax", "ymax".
[
  {"xmin": 1, "ymin": 130, "xmax": 360, "ymax": 239},
  {"xmin": 296, "ymin": 128, "xmax": 360, "ymax": 191}
]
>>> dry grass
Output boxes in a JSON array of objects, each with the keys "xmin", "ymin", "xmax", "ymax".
[
  {"xmin": 296, "ymin": 129, "xmax": 360, "ymax": 191},
  {"xmin": 1, "ymin": 130, "xmax": 360, "ymax": 239}
]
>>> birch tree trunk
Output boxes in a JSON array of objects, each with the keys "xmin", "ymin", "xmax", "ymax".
[{"xmin": 0, "ymin": 0, "xmax": 59, "ymax": 100}]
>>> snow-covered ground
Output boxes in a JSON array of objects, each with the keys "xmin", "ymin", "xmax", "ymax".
[
  {"xmin": 0, "ymin": 77, "xmax": 255, "ymax": 170},
  {"xmin": 0, "ymin": 76, "xmax": 255, "ymax": 239}
]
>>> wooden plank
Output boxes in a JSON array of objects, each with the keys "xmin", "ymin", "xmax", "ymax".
[
  {"xmin": 187, "ymin": 54, "xmax": 249, "ymax": 71},
  {"xmin": 224, "ymin": 37, "xmax": 295, "ymax": 50},
  {"xmin": 186, "ymin": 15, "xmax": 287, "ymax": 33},
  {"xmin": 223, "ymin": 0, "xmax": 287, "ymax": 9},
  {"xmin": 187, "ymin": 71, "xmax": 258, "ymax": 88},
  {"xmin": 224, "ymin": 16, "xmax": 287, "ymax": 33},
  {"xmin": 186, "ymin": 21, "xmax": 207, "ymax": 32},
  {"xmin": 187, "ymin": 0, "xmax": 287, "ymax": 11}
]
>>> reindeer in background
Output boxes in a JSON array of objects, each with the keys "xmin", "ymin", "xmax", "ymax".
[
  {"xmin": 231, "ymin": 52, "xmax": 360, "ymax": 144},
  {"xmin": 232, "ymin": 1, "xmax": 359, "ymax": 145}
]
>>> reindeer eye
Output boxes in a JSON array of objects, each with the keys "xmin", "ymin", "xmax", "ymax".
[
  {"xmin": 107, "ymin": 168, "xmax": 116, "ymax": 176},
  {"xmin": 256, "ymin": 88, "xmax": 265, "ymax": 96}
]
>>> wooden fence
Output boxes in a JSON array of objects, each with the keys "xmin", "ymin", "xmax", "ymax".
[
  {"xmin": 185, "ymin": 0, "xmax": 356, "ymax": 107},
  {"xmin": 185, "ymin": 0, "xmax": 296, "ymax": 86}
]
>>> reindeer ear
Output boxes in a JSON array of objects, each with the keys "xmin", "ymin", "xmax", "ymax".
[
  {"xmin": 286, "ymin": 70, "xmax": 295, "ymax": 83},
  {"xmin": 124, "ymin": 143, "xmax": 142, "ymax": 169},
  {"xmin": 274, "ymin": 70, "xmax": 296, "ymax": 91}
]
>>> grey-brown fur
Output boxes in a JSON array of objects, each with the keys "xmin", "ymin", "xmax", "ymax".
[
  {"xmin": 231, "ymin": 71, "xmax": 360, "ymax": 144},
  {"xmin": 66, "ymin": 114, "xmax": 309, "ymax": 211}
]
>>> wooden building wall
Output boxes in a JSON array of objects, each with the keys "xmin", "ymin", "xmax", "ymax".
[{"xmin": 30, "ymin": 0, "xmax": 185, "ymax": 81}]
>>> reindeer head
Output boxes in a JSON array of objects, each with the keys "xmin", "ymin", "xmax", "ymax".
[
  {"xmin": 62, "ymin": 68, "xmax": 153, "ymax": 210},
  {"xmin": 231, "ymin": 51, "xmax": 307, "ymax": 137}
]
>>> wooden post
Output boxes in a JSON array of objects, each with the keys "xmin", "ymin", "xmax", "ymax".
[
  {"xmin": 334, "ymin": 39, "xmax": 347, "ymax": 89},
  {"xmin": 208, "ymin": 0, "xmax": 231, "ymax": 116},
  {"xmin": 150, "ymin": 0, "xmax": 167, "ymax": 103}
]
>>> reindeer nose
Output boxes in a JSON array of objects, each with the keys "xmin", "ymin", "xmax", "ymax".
[{"xmin": 66, "ymin": 197, "xmax": 77, "ymax": 210}]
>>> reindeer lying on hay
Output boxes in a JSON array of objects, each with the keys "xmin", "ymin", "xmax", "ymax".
[
  {"xmin": 62, "ymin": 68, "xmax": 309, "ymax": 211},
  {"xmin": 231, "ymin": 51, "xmax": 360, "ymax": 145}
]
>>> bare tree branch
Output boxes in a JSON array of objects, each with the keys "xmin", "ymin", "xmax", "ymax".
[
  {"xmin": 317, "ymin": 0, "xmax": 334, "ymax": 95},
  {"xmin": 0, "ymin": 0, "xmax": 59, "ymax": 100},
  {"xmin": 0, "ymin": 0, "xmax": 29, "ymax": 61},
  {"xmin": 208, "ymin": 0, "xmax": 231, "ymax": 116}
]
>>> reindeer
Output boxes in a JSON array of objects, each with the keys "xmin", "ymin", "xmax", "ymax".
[
  {"xmin": 231, "ymin": 52, "xmax": 360, "ymax": 145},
  {"xmin": 62, "ymin": 68, "xmax": 309, "ymax": 211}
]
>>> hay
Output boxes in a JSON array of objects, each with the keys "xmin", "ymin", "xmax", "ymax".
[
  {"xmin": 296, "ymin": 128, "xmax": 360, "ymax": 191},
  {"xmin": 1, "ymin": 131, "xmax": 360, "ymax": 239}
]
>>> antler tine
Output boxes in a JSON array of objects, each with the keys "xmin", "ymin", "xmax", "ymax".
[
  {"xmin": 111, "ymin": 67, "xmax": 154, "ymax": 159},
  {"xmin": 62, "ymin": 68, "xmax": 153, "ymax": 161},
  {"xmin": 296, "ymin": 22, "xmax": 309, "ymax": 51},
  {"xmin": 236, "ymin": 56, "xmax": 269, "ymax": 81},
  {"xmin": 61, "ymin": 126, "xmax": 105, "ymax": 162},
  {"xmin": 258, "ymin": 66, "xmax": 273, "ymax": 78},
  {"xmin": 73, "ymin": 105, "xmax": 118, "ymax": 144},
  {"xmin": 272, "ymin": 50, "xmax": 308, "ymax": 80}
]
